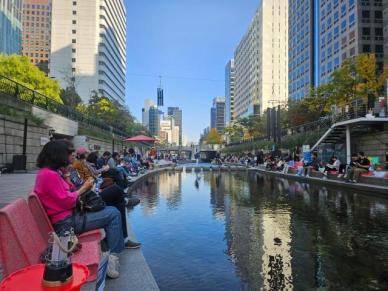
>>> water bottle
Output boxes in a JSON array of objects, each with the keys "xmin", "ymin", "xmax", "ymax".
[{"xmin": 95, "ymin": 177, "xmax": 103, "ymax": 193}]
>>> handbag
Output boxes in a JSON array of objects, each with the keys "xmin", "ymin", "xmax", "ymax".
[
  {"xmin": 76, "ymin": 190, "xmax": 106, "ymax": 214},
  {"xmin": 75, "ymin": 190, "xmax": 106, "ymax": 233}
]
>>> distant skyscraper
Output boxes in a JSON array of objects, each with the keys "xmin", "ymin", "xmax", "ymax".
[
  {"xmin": 319, "ymin": 0, "xmax": 385, "ymax": 85},
  {"xmin": 157, "ymin": 87, "xmax": 164, "ymax": 107},
  {"xmin": 22, "ymin": 0, "xmax": 52, "ymax": 75},
  {"xmin": 50, "ymin": 0, "xmax": 126, "ymax": 104},
  {"xmin": 210, "ymin": 107, "xmax": 216, "ymax": 129},
  {"xmin": 159, "ymin": 117, "xmax": 179, "ymax": 145},
  {"xmin": 289, "ymin": 0, "xmax": 315, "ymax": 100},
  {"xmin": 148, "ymin": 106, "xmax": 160, "ymax": 137},
  {"xmin": 211, "ymin": 97, "xmax": 225, "ymax": 134},
  {"xmin": 234, "ymin": 0, "xmax": 288, "ymax": 119},
  {"xmin": 225, "ymin": 59, "xmax": 235, "ymax": 125},
  {"xmin": 168, "ymin": 107, "xmax": 183, "ymax": 146},
  {"xmin": 142, "ymin": 99, "xmax": 155, "ymax": 128},
  {"xmin": 0, "ymin": 0, "xmax": 23, "ymax": 54}
]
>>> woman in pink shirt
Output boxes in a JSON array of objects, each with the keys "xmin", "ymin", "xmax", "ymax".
[{"xmin": 34, "ymin": 141, "xmax": 125, "ymax": 278}]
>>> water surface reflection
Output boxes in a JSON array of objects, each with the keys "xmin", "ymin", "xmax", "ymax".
[{"xmin": 129, "ymin": 171, "xmax": 388, "ymax": 290}]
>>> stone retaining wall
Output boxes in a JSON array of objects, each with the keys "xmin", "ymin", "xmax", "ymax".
[
  {"xmin": 72, "ymin": 135, "xmax": 124, "ymax": 154},
  {"xmin": 0, "ymin": 114, "xmax": 49, "ymax": 170},
  {"xmin": 354, "ymin": 128, "xmax": 388, "ymax": 163}
]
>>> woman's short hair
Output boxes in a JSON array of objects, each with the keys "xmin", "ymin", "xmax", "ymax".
[{"xmin": 37, "ymin": 141, "xmax": 70, "ymax": 169}]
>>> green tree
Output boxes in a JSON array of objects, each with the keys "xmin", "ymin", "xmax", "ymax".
[
  {"xmin": 0, "ymin": 54, "xmax": 61, "ymax": 103},
  {"xmin": 85, "ymin": 93, "xmax": 146, "ymax": 135},
  {"xmin": 329, "ymin": 54, "xmax": 388, "ymax": 106},
  {"xmin": 206, "ymin": 128, "xmax": 222, "ymax": 144},
  {"xmin": 60, "ymin": 86, "xmax": 82, "ymax": 107}
]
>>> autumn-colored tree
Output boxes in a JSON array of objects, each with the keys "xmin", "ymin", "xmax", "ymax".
[
  {"xmin": 330, "ymin": 54, "xmax": 388, "ymax": 106},
  {"xmin": 0, "ymin": 54, "xmax": 61, "ymax": 103},
  {"xmin": 206, "ymin": 128, "xmax": 222, "ymax": 144}
]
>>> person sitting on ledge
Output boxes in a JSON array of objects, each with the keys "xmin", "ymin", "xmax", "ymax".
[
  {"xmin": 304, "ymin": 152, "xmax": 322, "ymax": 177},
  {"xmin": 338, "ymin": 153, "xmax": 358, "ymax": 178},
  {"xmin": 34, "ymin": 141, "xmax": 137, "ymax": 279},
  {"xmin": 64, "ymin": 144, "xmax": 140, "ymax": 242},
  {"xmin": 346, "ymin": 151, "xmax": 370, "ymax": 183},
  {"xmin": 323, "ymin": 156, "xmax": 341, "ymax": 177}
]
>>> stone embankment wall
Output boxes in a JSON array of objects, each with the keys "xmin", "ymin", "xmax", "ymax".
[
  {"xmin": 73, "ymin": 135, "xmax": 114, "ymax": 154},
  {"xmin": 0, "ymin": 114, "xmax": 49, "ymax": 170},
  {"xmin": 355, "ymin": 128, "xmax": 388, "ymax": 163}
]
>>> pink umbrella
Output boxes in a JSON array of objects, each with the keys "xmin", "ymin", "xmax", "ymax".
[{"xmin": 124, "ymin": 135, "xmax": 156, "ymax": 142}]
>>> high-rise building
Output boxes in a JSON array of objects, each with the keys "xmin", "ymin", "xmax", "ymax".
[
  {"xmin": 22, "ymin": 0, "xmax": 51, "ymax": 74},
  {"xmin": 384, "ymin": 0, "xmax": 388, "ymax": 66},
  {"xmin": 289, "ymin": 0, "xmax": 316, "ymax": 100},
  {"xmin": 211, "ymin": 97, "xmax": 225, "ymax": 134},
  {"xmin": 234, "ymin": 0, "xmax": 288, "ymax": 119},
  {"xmin": 50, "ymin": 0, "xmax": 126, "ymax": 104},
  {"xmin": 148, "ymin": 106, "xmax": 160, "ymax": 137},
  {"xmin": 210, "ymin": 107, "xmax": 216, "ymax": 129},
  {"xmin": 157, "ymin": 87, "xmax": 164, "ymax": 107},
  {"xmin": 0, "ymin": 0, "xmax": 23, "ymax": 54},
  {"xmin": 167, "ymin": 107, "xmax": 183, "ymax": 146},
  {"xmin": 142, "ymin": 99, "xmax": 155, "ymax": 128},
  {"xmin": 319, "ymin": 0, "xmax": 385, "ymax": 85},
  {"xmin": 159, "ymin": 117, "xmax": 179, "ymax": 145},
  {"xmin": 225, "ymin": 59, "xmax": 235, "ymax": 125}
]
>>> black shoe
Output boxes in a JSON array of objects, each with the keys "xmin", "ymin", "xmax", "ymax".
[
  {"xmin": 126, "ymin": 197, "xmax": 140, "ymax": 208},
  {"xmin": 124, "ymin": 240, "xmax": 141, "ymax": 249}
]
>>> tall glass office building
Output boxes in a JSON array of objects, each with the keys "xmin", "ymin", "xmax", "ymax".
[
  {"xmin": 225, "ymin": 59, "xmax": 235, "ymax": 125},
  {"xmin": 319, "ymin": 0, "xmax": 384, "ymax": 85},
  {"xmin": 289, "ymin": 0, "xmax": 316, "ymax": 100},
  {"xmin": 0, "ymin": 0, "xmax": 23, "ymax": 54}
]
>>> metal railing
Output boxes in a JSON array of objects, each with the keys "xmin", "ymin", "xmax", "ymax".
[
  {"xmin": 0, "ymin": 75, "xmax": 129, "ymax": 137},
  {"xmin": 226, "ymin": 102, "xmax": 370, "ymax": 147}
]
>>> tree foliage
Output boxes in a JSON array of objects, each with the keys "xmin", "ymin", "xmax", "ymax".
[
  {"xmin": 81, "ymin": 93, "xmax": 146, "ymax": 136},
  {"xmin": 0, "ymin": 54, "xmax": 61, "ymax": 103},
  {"xmin": 206, "ymin": 128, "xmax": 222, "ymax": 144},
  {"xmin": 60, "ymin": 86, "xmax": 82, "ymax": 107}
]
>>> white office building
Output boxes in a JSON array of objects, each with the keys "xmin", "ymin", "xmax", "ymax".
[
  {"xmin": 225, "ymin": 59, "xmax": 235, "ymax": 126},
  {"xmin": 159, "ymin": 117, "xmax": 180, "ymax": 146},
  {"xmin": 234, "ymin": 0, "xmax": 288, "ymax": 118},
  {"xmin": 50, "ymin": 0, "xmax": 126, "ymax": 104}
]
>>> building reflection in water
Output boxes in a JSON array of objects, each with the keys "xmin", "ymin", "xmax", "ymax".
[
  {"xmin": 132, "ymin": 172, "xmax": 183, "ymax": 215},
  {"xmin": 130, "ymin": 171, "xmax": 388, "ymax": 290},
  {"xmin": 208, "ymin": 172, "xmax": 293, "ymax": 290}
]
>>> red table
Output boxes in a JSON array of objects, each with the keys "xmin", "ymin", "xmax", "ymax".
[{"xmin": 0, "ymin": 263, "xmax": 89, "ymax": 291}]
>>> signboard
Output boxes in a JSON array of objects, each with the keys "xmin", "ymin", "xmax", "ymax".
[{"xmin": 303, "ymin": 144, "xmax": 311, "ymax": 163}]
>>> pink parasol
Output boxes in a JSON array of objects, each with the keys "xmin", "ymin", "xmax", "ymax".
[{"xmin": 124, "ymin": 135, "xmax": 156, "ymax": 142}]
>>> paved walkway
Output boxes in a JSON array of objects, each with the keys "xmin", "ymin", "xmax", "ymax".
[{"xmin": 0, "ymin": 173, "xmax": 36, "ymax": 208}]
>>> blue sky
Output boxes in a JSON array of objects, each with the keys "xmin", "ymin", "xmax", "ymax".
[{"xmin": 125, "ymin": 0, "xmax": 259, "ymax": 142}]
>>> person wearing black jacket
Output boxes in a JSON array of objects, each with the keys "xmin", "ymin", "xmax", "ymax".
[{"xmin": 347, "ymin": 152, "xmax": 370, "ymax": 183}]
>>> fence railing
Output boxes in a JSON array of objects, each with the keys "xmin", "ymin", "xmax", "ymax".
[
  {"xmin": 226, "ymin": 102, "xmax": 371, "ymax": 147},
  {"xmin": 0, "ymin": 75, "xmax": 129, "ymax": 137}
]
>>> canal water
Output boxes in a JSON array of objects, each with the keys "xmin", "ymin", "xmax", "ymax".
[{"xmin": 129, "ymin": 170, "xmax": 388, "ymax": 291}]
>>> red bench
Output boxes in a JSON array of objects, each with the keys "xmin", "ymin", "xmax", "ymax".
[
  {"xmin": 361, "ymin": 171, "xmax": 373, "ymax": 177},
  {"xmin": 0, "ymin": 197, "xmax": 102, "ymax": 282},
  {"xmin": 28, "ymin": 193, "xmax": 102, "ymax": 243}
]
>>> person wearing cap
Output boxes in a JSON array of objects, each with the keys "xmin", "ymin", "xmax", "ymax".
[{"xmin": 61, "ymin": 142, "xmax": 141, "ymax": 249}]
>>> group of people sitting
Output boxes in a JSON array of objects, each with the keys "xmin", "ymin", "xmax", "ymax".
[
  {"xmin": 293, "ymin": 151, "xmax": 371, "ymax": 183},
  {"xmin": 34, "ymin": 140, "xmax": 143, "ymax": 279},
  {"xmin": 222, "ymin": 149, "xmax": 374, "ymax": 184}
]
